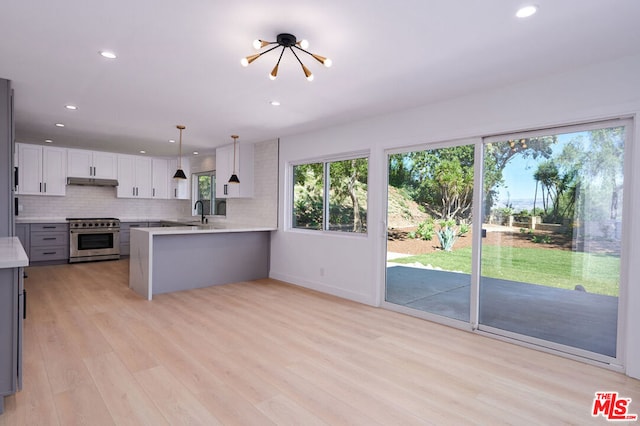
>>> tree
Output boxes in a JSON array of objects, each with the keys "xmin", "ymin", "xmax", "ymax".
[
  {"xmin": 411, "ymin": 145, "xmax": 474, "ymax": 221},
  {"xmin": 533, "ymin": 160, "xmax": 578, "ymax": 223},
  {"xmin": 329, "ymin": 158, "xmax": 368, "ymax": 232},
  {"xmin": 293, "ymin": 160, "xmax": 368, "ymax": 232},
  {"xmin": 293, "ymin": 163, "xmax": 323, "ymax": 229},
  {"xmin": 387, "ymin": 138, "xmax": 555, "ymax": 223},
  {"xmin": 556, "ymin": 127, "xmax": 625, "ymax": 221},
  {"xmin": 483, "ymin": 136, "xmax": 556, "ymax": 217}
]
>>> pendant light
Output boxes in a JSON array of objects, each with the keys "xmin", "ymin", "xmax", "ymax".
[
  {"xmin": 173, "ymin": 125, "xmax": 187, "ymax": 179},
  {"xmin": 228, "ymin": 135, "xmax": 240, "ymax": 184}
]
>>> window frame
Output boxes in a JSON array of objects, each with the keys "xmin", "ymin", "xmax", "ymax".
[
  {"xmin": 191, "ymin": 170, "xmax": 225, "ymax": 217},
  {"xmin": 290, "ymin": 151, "xmax": 369, "ymax": 235}
]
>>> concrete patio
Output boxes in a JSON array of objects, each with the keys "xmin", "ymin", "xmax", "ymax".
[{"xmin": 386, "ymin": 264, "xmax": 618, "ymax": 357}]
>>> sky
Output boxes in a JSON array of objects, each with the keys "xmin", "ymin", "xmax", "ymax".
[{"xmin": 495, "ymin": 133, "xmax": 576, "ymax": 211}]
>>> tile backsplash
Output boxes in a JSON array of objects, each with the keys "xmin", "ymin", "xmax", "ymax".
[{"xmin": 17, "ymin": 185, "xmax": 190, "ymax": 219}]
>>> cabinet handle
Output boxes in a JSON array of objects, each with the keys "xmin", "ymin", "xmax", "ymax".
[
  {"xmin": 40, "ymin": 182, "xmax": 42, "ymax": 193},
  {"xmin": 90, "ymin": 166, "xmax": 93, "ymax": 176},
  {"xmin": 42, "ymin": 226, "xmax": 56, "ymax": 229},
  {"xmin": 44, "ymin": 182, "xmax": 47, "ymax": 193},
  {"xmin": 43, "ymin": 252, "xmax": 56, "ymax": 255},
  {"xmin": 23, "ymin": 290, "xmax": 26, "ymax": 320},
  {"xmin": 136, "ymin": 187, "xmax": 139, "ymax": 196},
  {"xmin": 174, "ymin": 188, "xmax": 177, "ymax": 197},
  {"xmin": 132, "ymin": 187, "xmax": 135, "ymax": 196},
  {"xmin": 93, "ymin": 166, "xmax": 96, "ymax": 176},
  {"xmin": 153, "ymin": 188, "xmax": 155, "ymax": 197},
  {"xmin": 43, "ymin": 237, "xmax": 57, "ymax": 241},
  {"xmin": 224, "ymin": 184, "xmax": 228, "ymax": 195}
]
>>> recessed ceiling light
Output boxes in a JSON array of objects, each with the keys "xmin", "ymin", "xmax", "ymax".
[
  {"xmin": 99, "ymin": 51, "xmax": 117, "ymax": 59},
  {"xmin": 55, "ymin": 123, "xmax": 65, "ymax": 127},
  {"xmin": 44, "ymin": 139, "xmax": 53, "ymax": 143},
  {"xmin": 270, "ymin": 100, "xmax": 281, "ymax": 106},
  {"xmin": 193, "ymin": 151, "xmax": 199, "ymax": 155},
  {"xmin": 168, "ymin": 139, "xmax": 176, "ymax": 143},
  {"xmin": 516, "ymin": 5, "xmax": 537, "ymax": 18},
  {"xmin": 139, "ymin": 150, "xmax": 146, "ymax": 154},
  {"xmin": 65, "ymin": 104, "xmax": 77, "ymax": 110}
]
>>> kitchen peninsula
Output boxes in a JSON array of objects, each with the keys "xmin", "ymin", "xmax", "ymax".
[{"xmin": 128, "ymin": 224, "xmax": 275, "ymax": 300}]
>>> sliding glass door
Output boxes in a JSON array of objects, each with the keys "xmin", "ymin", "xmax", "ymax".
[
  {"xmin": 385, "ymin": 143, "xmax": 473, "ymax": 322},
  {"xmin": 385, "ymin": 119, "xmax": 629, "ymax": 361},
  {"xmin": 479, "ymin": 122, "xmax": 626, "ymax": 358}
]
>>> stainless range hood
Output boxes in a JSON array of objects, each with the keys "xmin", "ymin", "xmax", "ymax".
[{"xmin": 67, "ymin": 177, "xmax": 119, "ymax": 187}]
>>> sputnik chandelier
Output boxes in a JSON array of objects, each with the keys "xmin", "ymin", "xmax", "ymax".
[{"xmin": 241, "ymin": 33, "xmax": 332, "ymax": 81}]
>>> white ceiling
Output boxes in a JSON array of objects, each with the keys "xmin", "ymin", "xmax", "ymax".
[{"xmin": 1, "ymin": 0, "xmax": 639, "ymax": 157}]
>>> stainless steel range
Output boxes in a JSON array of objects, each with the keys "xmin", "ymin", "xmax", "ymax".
[{"xmin": 67, "ymin": 218, "xmax": 120, "ymax": 263}]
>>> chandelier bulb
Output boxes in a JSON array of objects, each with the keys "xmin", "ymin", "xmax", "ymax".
[
  {"xmin": 298, "ymin": 39, "xmax": 309, "ymax": 50},
  {"xmin": 269, "ymin": 63, "xmax": 279, "ymax": 80},
  {"xmin": 241, "ymin": 53, "xmax": 260, "ymax": 67},
  {"xmin": 311, "ymin": 54, "xmax": 332, "ymax": 68},
  {"xmin": 252, "ymin": 39, "xmax": 262, "ymax": 50},
  {"xmin": 301, "ymin": 63, "xmax": 314, "ymax": 82}
]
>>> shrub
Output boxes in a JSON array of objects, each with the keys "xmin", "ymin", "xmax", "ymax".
[
  {"xmin": 458, "ymin": 223, "xmax": 470, "ymax": 236},
  {"xmin": 531, "ymin": 234, "xmax": 552, "ymax": 244},
  {"xmin": 408, "ymin": 219, "xmax": 435, "ymax": 240},
  {"xmin": 436, "ymin": 220, "xmax": 459, "ymax": 251}
]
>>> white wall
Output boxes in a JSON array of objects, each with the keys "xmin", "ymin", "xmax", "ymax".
[{"xmin": 270, "ymin": 54, "xmax": 640, "ymax": 378}]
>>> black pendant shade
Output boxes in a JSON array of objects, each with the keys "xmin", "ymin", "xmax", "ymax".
[
  {"xmin": 173, "ymin": 124, "xmax": 187, "ymax": 180},
  {"xmin": 228, "ymin": 135, "xmax": 240, "ymax": 184},
  {"xmin": 173, "ymin": 168, "xmax": 187, "ymax": 179}
]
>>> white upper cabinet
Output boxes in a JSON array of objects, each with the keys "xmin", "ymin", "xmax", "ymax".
[
  {"xmin": 67, "ymin": 148, "xmax": 117, "ymax": 179},
  {"xmin": 16, "ymin": 143, "xmax": 66, "ymax": 196},
  {"xmin": 116, "ymin": 154, "xmax": 153, "ymax": 198},
  {"xmin": 215, "ymin": 142, "xmax": 253, "ymax": 198},
  {"xmin": 151, "ymin": 158, "xmax": 169, "ymax": 199},
  {"xmin": 168, "ymin": 157, "xmax": 190, "ymax": 200}
]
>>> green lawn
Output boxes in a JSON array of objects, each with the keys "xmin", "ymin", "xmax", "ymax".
[{"xmin": 391, "ymin": 246, "xmax": 620, "ymax": 296}]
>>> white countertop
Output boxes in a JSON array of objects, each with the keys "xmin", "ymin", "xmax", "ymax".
[
  {"xmin": 0, "ymin": 237, "xmax": 29, "ymax": 268},
  {"xmin": 15, "ymin": 217, "xmax": 68, "ymax": 224},
  {"xmin": 15, "ymin": 217, "xmax": 168, "ymax": 224},
  {"xmin": 134, "ymin": 225, "xmax": 277, "ymax": 236},
  {"xmin": 15, "ymin": 217, "xmax": 217, "ymax": 224}
]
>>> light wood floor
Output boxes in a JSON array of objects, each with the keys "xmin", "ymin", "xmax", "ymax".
[{"xmin": 2, "ymin": 259, "xmax": 639, "ymax": 425}]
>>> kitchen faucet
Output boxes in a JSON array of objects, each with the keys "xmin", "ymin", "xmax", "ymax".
[{"xmin": 194, "ymin": 200, "xmax": 206, "ymax": 223}]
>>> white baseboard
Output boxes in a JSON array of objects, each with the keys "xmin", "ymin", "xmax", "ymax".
[{"xmin": 269, "ymin": 271, "xmax": 376, "ymax": 306}]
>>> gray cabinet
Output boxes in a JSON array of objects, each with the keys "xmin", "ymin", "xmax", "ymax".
[
  {"xmin": 29, "ymin": 223, "xmax": 69, "ymax": 263},
  {"xmin": 0, "ymin": 267, "xmax": 23, "ymax": 414},
  {"xmin": 120, "ymin": 222, "xmax": 148, "ymax": 256},
  {"xmin": 15, "ymin": 224, "xmax": 29, "ymax": 254},
  {"xmin": 1, "ymin": 79, "xmax": 12, "ymax": 237}
]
